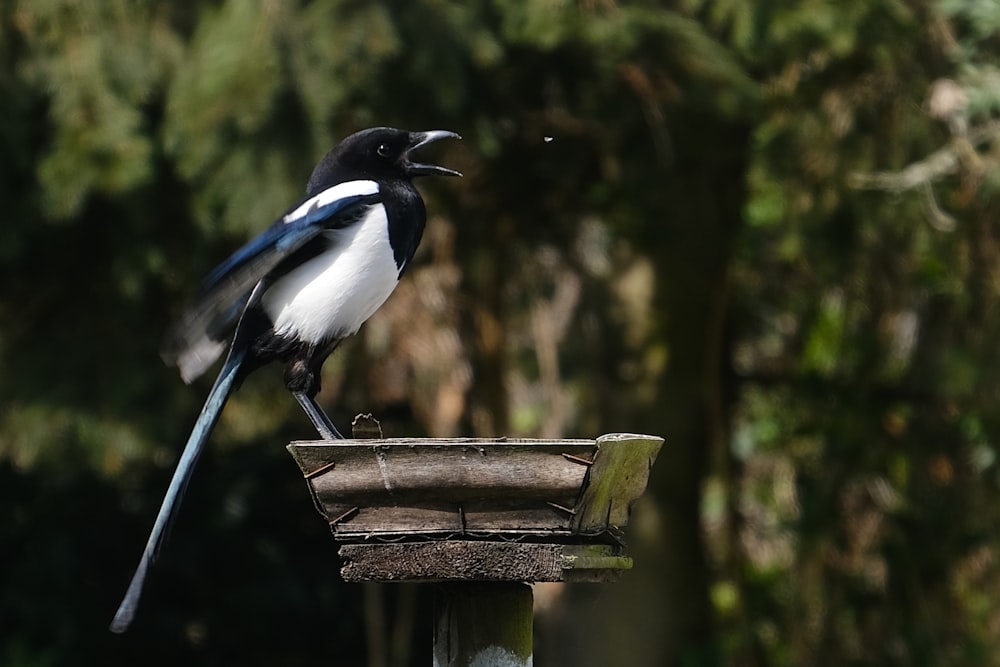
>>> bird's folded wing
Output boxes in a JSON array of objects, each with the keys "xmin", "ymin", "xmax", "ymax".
[{"xmin": 161, "ymin": 180, "xmax": 382, "ymax": 381}]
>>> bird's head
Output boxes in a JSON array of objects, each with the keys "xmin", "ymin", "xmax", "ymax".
[{"xmin": 307, "ymin": 127, "xmax": 461, "ymax": 195}]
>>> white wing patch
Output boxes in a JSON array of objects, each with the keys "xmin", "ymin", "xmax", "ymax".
[
  {"xmin": 176, "ymin": 337, "xmax": 227, "ymax": 385},
  {"xmin": 262, "ymin": 205, "xmax": 400, "ymax": 344},
  {"xmin": 283, "ymin": 179, "xmax": 379, "ymax": 224}
]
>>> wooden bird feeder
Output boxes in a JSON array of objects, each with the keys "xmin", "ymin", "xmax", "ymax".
[{"xmin": 287, "ymin": 431, "xmax": 663, "ymax": 666}]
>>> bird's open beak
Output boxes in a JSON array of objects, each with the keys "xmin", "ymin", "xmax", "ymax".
[{"xmin": 405, "ymin": 130, "xmax": 462, "ymax": 177}]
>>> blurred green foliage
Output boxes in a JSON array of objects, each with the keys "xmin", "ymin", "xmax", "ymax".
[{"xmin": 2, "ymin": 1, "xmax": 1000, "ymax": 666}]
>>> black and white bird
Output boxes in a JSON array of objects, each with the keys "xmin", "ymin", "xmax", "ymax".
[{"xmin": 110, "ymin": 127, "xmax": 461, "ymax": 633}]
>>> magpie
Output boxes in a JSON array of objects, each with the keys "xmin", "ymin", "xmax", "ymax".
[{"xmin": 110, "ymin": 127, "xmax": 461, "ymax": 633}]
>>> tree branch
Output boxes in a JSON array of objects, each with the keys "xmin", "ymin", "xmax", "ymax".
[{"xmin": 848, "ymin": 120, "xmax": 1000, "ymax": 192}]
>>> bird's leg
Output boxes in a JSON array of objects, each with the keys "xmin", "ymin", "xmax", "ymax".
[{"xmin": 293, "ymin": 392, "xmax": 344, "ymax": 440}]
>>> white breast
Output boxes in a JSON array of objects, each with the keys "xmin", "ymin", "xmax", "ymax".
[{"xmin": 261, "ymin": 205, "xmax": 400, "ymax": 344}]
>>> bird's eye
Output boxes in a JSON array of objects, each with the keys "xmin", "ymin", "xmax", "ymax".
[{"xmin": 376, "ymin": 143, "xmax": 391, "ymax": 158}]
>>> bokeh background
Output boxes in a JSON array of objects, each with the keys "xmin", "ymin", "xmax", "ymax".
[{"xmin": 4, "ymin": 1, "xmax": 1000, "ymax": 665}]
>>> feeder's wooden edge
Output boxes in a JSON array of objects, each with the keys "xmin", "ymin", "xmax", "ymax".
[
  {"xmin": 285, "ymin": 433, "xmax": 664, "ymax": 540},
  {"xmin": 571, "ymin": 433, "xmax": 664, "ymax": 535},
  {"xmin": 287, "ymin": 436, "xmax": 600, "ymax": 448},
  {"xmin": 339, "ymin": 542, "xmax": 631, "ymax": 584}
]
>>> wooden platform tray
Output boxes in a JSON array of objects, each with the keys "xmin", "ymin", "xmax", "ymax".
[{"xmin": 287, "ymin": 433, "xmax": 663, "ymax": 543}]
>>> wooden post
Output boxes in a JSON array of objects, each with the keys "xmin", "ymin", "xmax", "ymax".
[
  {"xmin": 433, "ymin": 583, "xmax": 533, "ymax": 667},
  {"xmin": 287, "ymin": 433, "xmax": 663, "ymax": 664}
]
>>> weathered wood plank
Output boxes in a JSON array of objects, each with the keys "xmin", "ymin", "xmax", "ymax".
[
  {"xmin": 339, "ymin": 542, "xmax": 631, "ymax": 583},
  {"xmin": 286, "ymin": 434, "xmax": 663, "ymax": 540},
  {"xmin": 287, "ymin": 439, "xmax": 598, "ymax": 538},
  {"xmin": 303, "ymin": 444, "xmax": 589, "ymax": 500},
  {"xmin": 571, "ymin": 433, "xmax": 664, "ymax": 536},
  {"xmin": 330, "ymin": 504, "xmax": 574, "ymax": 538}
]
